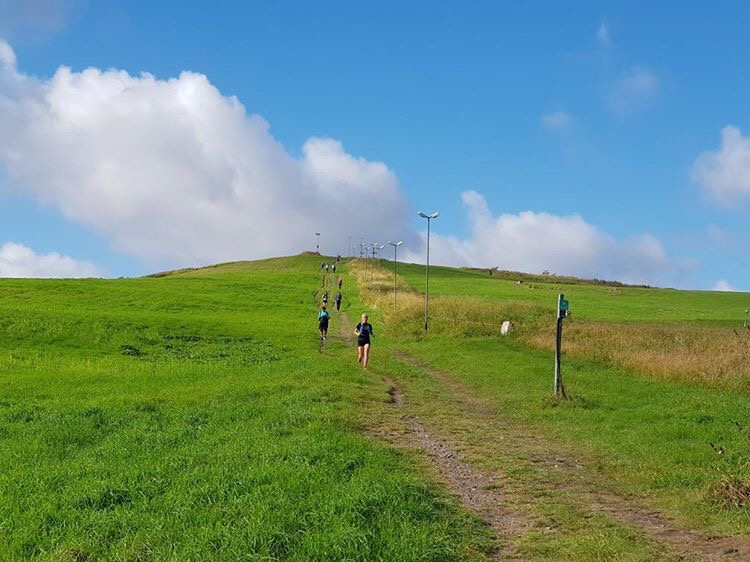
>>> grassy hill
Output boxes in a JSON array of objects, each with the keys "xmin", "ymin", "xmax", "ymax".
[
  {"xmin": 2, "ymin": 255, "xmax": 750, "ymax": 561},
  {"xmin": 0, "ymin": 256, "xmax": 491, "ymax": 561}
]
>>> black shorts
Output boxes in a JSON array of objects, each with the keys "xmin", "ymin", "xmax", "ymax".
[
  {"xmin": 319, "ymin": 320, "xmax": 329, "ymax": 331},
  {"xmin": 357, "ymin": 338, "xmax": 370, "ymax": 347}
]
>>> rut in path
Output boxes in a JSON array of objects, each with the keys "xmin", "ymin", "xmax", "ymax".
[
  {"xmin": 393, "ymin": 351, "xmax": 750, "ymax": 562},
  {"xmin": 374, "ymin": 374, "xmax": 534, "ymax": 561}
]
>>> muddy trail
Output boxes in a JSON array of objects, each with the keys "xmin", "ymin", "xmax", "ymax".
[{"xmin": 384, "ymin": 351, "xmax": 750, "ymax": 562}]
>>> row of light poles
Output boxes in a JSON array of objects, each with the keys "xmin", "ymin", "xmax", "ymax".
[{"xmin": 314, "ymin": 209, "xmax": 439, "ymax": 334}]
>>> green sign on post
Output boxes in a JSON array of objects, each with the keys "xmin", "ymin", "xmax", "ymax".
[{"xmin": 559, "ymin": 298, "xmax": 569, "ymax": 312}]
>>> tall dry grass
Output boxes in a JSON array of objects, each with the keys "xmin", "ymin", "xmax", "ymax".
[
  {"xmin": 349, "ymin": 259, "xmax": 548, "ymax": 338},
  {"xmin": 351, "ymin": 259, "xmax": 750, "ymax": 388},
  {"xmin": 523, "ymin": 321, "xmax": 750, "ymax": 388}
]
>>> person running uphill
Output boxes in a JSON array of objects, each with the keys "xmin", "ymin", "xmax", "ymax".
[
  {"xmin": 318, "ymin": 305, "xmax": 330, "ymax": 341},
  {"xmin": 354, "ymin": 313, "xmax": 373, "ymax": 370},
  {"xmin": 334, "ymin": 291, "xmax": 342, "ymax": 312}
]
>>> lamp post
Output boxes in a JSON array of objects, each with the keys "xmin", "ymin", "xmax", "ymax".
[
  {"xmin": 388, "ymin": 241, "xmax": 403, "ymax": 310},
  {"xmin": 418, "ymin": 211, "xmax": 440, "ymax": 334},
  {"xmin": 366, "ymin": 244, "xmax": 373, "ymax": 282},
  {"xmin": 315, "ymin": 232, "xmax": 320, "ymax": 254},
  {"xmin": 376, "ymin": 244, "xmax": 385, "ymax": 267}
]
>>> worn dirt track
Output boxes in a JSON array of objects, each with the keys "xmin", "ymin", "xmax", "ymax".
[
  {"xmin": 387, "ymin": 351, "xmax": 750, "ymax": 562},
  {"xmin": 379, "ymin": 374, "xmax": 534, "ymax": 561}
]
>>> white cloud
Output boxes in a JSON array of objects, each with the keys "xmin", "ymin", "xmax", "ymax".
[
  {"xmin": 608, "ymin": 66, "xmax": 659, "ymax": 115},
  {"xmin": 0, "ymin": 41, "xmax": 679, "ymax": 286},
  {"xmin": 692, "ymin": 126, "xmax": 750, "ymax": 206},
  {"xmin": 713, "ymin": 279, "xmax": 736, "ymax": 292},
  {"xmin": 404, "ymin": 191, "xmax": 672, "ymax": 285},
  {"xmin": 0, "ymin": 42, "xmax": 415, "ymax": 267},
  {"xmin": 540, "ymin": 111, "xmax": 573, "ymax": 132},
  {"xmin": 0, "ymin": 39, "xmax": 16, "ymax": 68},
  {"xmin": 596, "ymin": 21, "xmax": 610, "ymax": 47},
  {"xmin": 0, "ymin": 241, "xmax": 101, "ymax": 278}
]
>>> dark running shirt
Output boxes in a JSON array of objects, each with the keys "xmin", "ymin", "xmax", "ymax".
[{"xmin": 356, "ymin": 322, "xmax": 373, "ymax": 344}]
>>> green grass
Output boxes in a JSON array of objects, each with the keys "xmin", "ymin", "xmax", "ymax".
[
  {"xmin": 384, "ymin": 260, "xmax": 750, "ymax": 324},
  {"xmin": 363, "ymin": 259, "xmax": 750, "ymax": 546},
  {"xmin": 5, "ymin": 254, "xmax": 750, "ymax": 561},
  {"xmin": 392, "ymin": 335, "xmax": 750, "ymax": 534},
  {"xmin": 0, "ymin": 256, "xmax": 494, "ymax": 561}
]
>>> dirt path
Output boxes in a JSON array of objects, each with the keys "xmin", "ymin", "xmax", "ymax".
[
  {"xmin": 379, "ymin": 374, "xmax": 534, "ymax": 561},
  {"xmin": 392, "ymin": 351, "xmax": 750, "ymax": 562},
  {"xmin": 334, "ymin": 308, "xmax": 531, "ymax": 557}
]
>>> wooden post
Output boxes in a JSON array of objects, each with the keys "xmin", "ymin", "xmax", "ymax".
[{"xmin": 554, "ymin": 293, "xmax": 567, "ymax": 398}]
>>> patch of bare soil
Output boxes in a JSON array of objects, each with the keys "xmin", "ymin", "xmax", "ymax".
[
  {"xmin": 378, "ymin": 373, "xmax": 534, "ymax": 561},
  {"xmin": 393, "ymin": 351, "xmax": 750, "ymax": 562}
]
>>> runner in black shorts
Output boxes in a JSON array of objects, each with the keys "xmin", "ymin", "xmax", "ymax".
[
  {"xmin": 354, "ymin": 313, "xmax": 373, "ymax": 369},
  {"xmin": 318, "ymin": 305, "xmax": 330, "ymax": 341}
]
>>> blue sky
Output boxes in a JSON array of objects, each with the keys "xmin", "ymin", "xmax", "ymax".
[{"xmin": 1, "ymin": 1, "xmax": 749, "ymax": 290}]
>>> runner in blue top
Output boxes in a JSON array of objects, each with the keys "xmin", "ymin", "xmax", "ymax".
[
  {"xmin": 354, "ymin": 313, "xmax": 374, "ymax": 369},
  {"xmin": 318, "ymin": 305, "xmax": 330, "ymax": 341}
]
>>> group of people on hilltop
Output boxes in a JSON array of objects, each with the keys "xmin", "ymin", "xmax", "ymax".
[
  {"xmin": 316, "ymin": 258, "xmax": 373, "ymax": 369},
  {"xmin": 320, "ymin": 262, "xmax": 337, "ymax": 274}
]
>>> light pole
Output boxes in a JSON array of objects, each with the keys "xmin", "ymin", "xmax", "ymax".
[
  {"xmin": 418, "ymin": 211, "xmax": 440, "ymax": 334},
  {"xmin": 388, "ymin": 241, "xmax": 403, "ymax": 311},
  {"xmin": 315, "ymin": 232, "xmax": 320, "ymax": 254},
  {"xmin": 366, "ymin": 244, "xmax": 373, "ymax": 281}
]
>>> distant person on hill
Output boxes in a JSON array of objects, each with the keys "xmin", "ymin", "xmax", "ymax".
[
  {"xmin": 335, "ymin": 291, "xmax": 342, "ymax": 311},
  {"xmin": 321, "ymin": 262, "xmax": 325, "ymax": 270},
  {"xmin": 332, "ymin": 264, "xmax": 337, "ymax": 273},
  {"xmin": 318, "ymin": 305, "xmax": 330, "ymax": 341},
  {"xmin": 322, "ymin": 291, "xmax": 329, "ymax": 306},
  {"xmin": 354, "ymin": 313, "xmax": 374, "ymax": 369},
  {"xmin": 337, "ymin": 276, "xmax": 343, "ymax": 289},
  {"xmin": 325, "ymin": 263, "xmax": 329, "ymax": 272}
]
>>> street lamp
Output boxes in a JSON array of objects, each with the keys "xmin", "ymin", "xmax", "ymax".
[
  {"xmin": 388, "ymin": 241, "xmax": 403, "ymax": 310},
  {"xmin": 315, "ymin": 232, "xmax": 320, "ymax": 254},
  {"xmin": 418, "ymin": 211, "xmax": 440, "ymax": 334}
]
